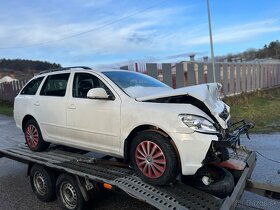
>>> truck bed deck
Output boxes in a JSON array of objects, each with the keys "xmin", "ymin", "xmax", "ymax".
[{"xmin": 0, "ymin": 144, "xmax": 256, "ymax": 210}]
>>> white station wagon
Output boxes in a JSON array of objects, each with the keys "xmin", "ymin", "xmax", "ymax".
[{"xmin": 14, "ymin": 66, "xmax": 250, "ymax": 186}]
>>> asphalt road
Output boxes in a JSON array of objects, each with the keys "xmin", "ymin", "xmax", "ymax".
[
  {"xmin": 0, "ymin": 115, "xmax": 154, "ymax": 210},
  {"xmin": 0, "ymin": 114, "xmax": 280, "ymax": 210}
]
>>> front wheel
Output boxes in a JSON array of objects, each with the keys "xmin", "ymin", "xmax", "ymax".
[
  {"xmin": 130, "ymin": 131, "xmax": 179, "ymax": 186},
  {"xmin": 30, "ymin": 164, "xmax": 56, "ymax": 202},
  {"xmin": 56, "ymin": 174, "xmax": 86, "ymax": 210}
]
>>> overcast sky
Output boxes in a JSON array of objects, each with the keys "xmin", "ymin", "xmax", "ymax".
[{"xmin": 0, "ymin": 0, "xmax": 279, "ymax": 67}]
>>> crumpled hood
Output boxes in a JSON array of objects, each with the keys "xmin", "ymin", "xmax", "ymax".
[{"xmin": 136, "ymin": 83, "xmax": 230, "ymax": 129}]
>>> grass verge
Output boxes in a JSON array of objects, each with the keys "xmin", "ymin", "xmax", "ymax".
[
  {"xmin": 224, "ymin": 86, "xmax": 280, "ymax": 133},
  {"xmin": 0, "ymin": 101, "xmax": 13, "ymax": 116}
]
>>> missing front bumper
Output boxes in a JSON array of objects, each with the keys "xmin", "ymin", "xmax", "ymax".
[
  {"xmin": 218, "ymin": 120, "xmax": 254, "ymax": 148},
  {"xmin": 203, "ymin": 120, "xmax": 254, "ymax": 164}
]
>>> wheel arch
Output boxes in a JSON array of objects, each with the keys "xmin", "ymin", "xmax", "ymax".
[
  {"xmin": 123, "ymin": 124, "xmax": 181, "ymax": 169},
  {"xmin": 22, "ymin": 114, "xmax": 36, "ymax": 132}
]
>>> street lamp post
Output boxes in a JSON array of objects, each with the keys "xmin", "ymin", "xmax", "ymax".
[{"xmin": 207, "ymin": 0, "xmax": 216, "ymax": 83}]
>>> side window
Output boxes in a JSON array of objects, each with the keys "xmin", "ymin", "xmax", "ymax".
[
  {"xmin": 73, "ymin": 73, "xmax": 114, "ymax": 98},
  {"xmin": 40, "ymin": 73, "xmax": 70, "ymax": 97},
  {"xmin": 21, "ymin": 77, "xmax": 44, "ymax": 95}
]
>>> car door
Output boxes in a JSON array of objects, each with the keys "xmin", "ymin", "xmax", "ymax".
[
  {"xmin": 34, "ymin": 73, "xmax": 70, "ymax": 143},
  {"xmin": 66, "ymin": 72, "xmax": 121, "ymax": 154},
  {"xmin": 14, "ymin": 76, "xmax": 45, "ymax": 128}
]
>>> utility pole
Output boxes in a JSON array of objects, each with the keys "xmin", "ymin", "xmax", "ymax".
[{"xmin": 207, "ymin": 0, "xmax": 216, "ymax": 82}]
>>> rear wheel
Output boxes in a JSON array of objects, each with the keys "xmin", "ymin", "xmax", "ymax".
[
  {"xmin": 24, "ymin": 119, "xmax": 49, "ymax": 151},
  {"xmin": 130, "ymin": 131, "xmax": 179, "ymax": 186}
]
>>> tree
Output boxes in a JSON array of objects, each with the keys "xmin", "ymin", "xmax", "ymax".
[
  {"xmin": 0, "ymin": 58, "xmax": 61, "ymax": 71},
  {"xmin": 223, "ymin": 40, "xmax": 280, "ymax": 61}
]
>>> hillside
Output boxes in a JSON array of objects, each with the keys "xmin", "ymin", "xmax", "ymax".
[
  {"xmin": 0, "ymin": 59, "xmax": 61, "ymax": 80},
  {"xmin": 223, "ymin": 40, "xmax": 280, "ymax": 61}
]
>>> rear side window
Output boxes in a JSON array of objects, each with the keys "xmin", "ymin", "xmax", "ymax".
[
  {"xmin": 21, "ymin": 77, "xmax": 44, "ymax": 95},
  {"xmin": 40, "ymin": 73, "xmax": 70, "ymax": 97}
]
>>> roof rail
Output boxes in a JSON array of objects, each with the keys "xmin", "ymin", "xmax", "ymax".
[{"xmin": 38, "ymin": 66, "xmax": 91, "ymax": 75}]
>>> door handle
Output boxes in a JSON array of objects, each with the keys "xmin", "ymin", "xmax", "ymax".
[
  {"xmin": 68, "ymin": 104, "xmax": 76, "ymax": 109},
  {"xmin": 34, "ymin": 101, "xmax": 40, "ymax": 106}
]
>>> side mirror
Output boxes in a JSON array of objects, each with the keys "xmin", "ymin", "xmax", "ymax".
[{"xmin": 87, "ymin": 88, "xmax": 109, "ymax": 99}]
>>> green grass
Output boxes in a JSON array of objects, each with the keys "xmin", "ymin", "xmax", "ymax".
[
  {"xmin": 224, "ymin": 87, "xmax": 280, "ymax": 133},
  {"xmin": 0, "ymin": 101, "xmax": 13, "ymax": 116}
]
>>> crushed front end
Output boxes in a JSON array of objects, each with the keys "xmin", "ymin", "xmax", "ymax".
[{"xmin": 203, "ymin": 119, "xmax": 254, "ymax": 164}]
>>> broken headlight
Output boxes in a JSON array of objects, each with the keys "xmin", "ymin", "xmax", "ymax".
[{"xmin": 179, "ymin": 114, "xmax": 218, "ymax": 134}]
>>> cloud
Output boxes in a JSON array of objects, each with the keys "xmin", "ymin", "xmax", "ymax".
[
  {"xmin": 0, "ymin": 5, "xmax": 182, "ymax": 54},
  {"xmin": 81, "ymin": 0, "xmax": 112, "ymax": 8},
  {"xmin": 0, "ymin": 1, "xmax": 279, "ymax": 66},
  {"xmin": 181, "ymin": 19, "xmax": 280, "ymax": 46}
]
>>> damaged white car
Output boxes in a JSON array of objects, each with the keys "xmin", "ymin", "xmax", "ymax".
[{"xmin": 14, "ymin": 67, "xmax": 253, "ymax": 186}]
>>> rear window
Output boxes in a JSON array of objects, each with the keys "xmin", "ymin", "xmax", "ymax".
[
  {"xmin": 21, "ymin": 77, "xmax": 44, "ymax": 95},
  {"xmin": 40, "ymin": 73, "xmax": 70, "ymax": 97}
]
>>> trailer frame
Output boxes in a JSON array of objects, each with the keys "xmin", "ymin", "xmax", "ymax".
[{"xmin": 0, "ymin": 144, "xmax": 279, "ymax": 210}]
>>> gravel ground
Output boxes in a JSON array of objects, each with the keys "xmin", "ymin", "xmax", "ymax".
[{"xmin": 0, "ymin": 114, "xmax": 280, "ymax": 210}]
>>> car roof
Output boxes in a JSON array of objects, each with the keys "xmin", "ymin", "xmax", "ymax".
[{"xmin": 35, "ymin": 66, "xmax": 130, "ymax": 77}]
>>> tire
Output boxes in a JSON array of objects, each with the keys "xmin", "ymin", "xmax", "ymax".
[
  {"xmin": 24, "ymin": 119, "xmax": 49, "ymax": 151},
  {"xmin": 191, "ymin": 165, "xmax": 234, "ymax": 198},
  {"xmin": 30, "ymin": 164, "xmax": 56, "ymax": 202},
  {"xmin": 56, "ymin": 174, "xmax": 86, "ymax": 210},
  {"xmin": 130, "ymin": 131, "xmax": 179, "ymax": 186}
]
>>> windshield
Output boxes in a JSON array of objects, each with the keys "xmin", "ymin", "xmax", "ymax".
[{"xmin": 103, "ymin": 71, "xmax": 171, "ymax": 98}]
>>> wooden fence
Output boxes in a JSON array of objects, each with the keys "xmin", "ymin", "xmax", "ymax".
[
  {"xmin": 0, "ymin": 61, "xmax": 280, "ymax": 102},
  {"xmin": 0, "ymin": 79, "xmax": 29, "ymax": 102},
  {"xmin": 128, "ymin": 62, "xmax": 280, "ymax": 96}
]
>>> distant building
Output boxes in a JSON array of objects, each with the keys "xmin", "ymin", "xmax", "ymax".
[
  {"xmin": 254, "ymin": 58, "xmax": 280, "ymax": 64},
  {"xmin": 0, "ymin": 76, "xmax": 18, "ymax": 83}
]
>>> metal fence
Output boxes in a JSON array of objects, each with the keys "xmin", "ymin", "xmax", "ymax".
[
  {"xmin": 0, "ymin": 61, "xmax": 280, "ymax": 103},
  {"xmin": 128, "ymin": 62, "xmax": 280, "ymax": 96}
]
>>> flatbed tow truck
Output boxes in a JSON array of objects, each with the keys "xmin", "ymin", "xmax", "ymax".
[{"xmin": 0, "ymin": 143, "xmax": 279, "ymax": 210}]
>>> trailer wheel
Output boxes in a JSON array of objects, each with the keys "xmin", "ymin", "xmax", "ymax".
[
  {"xmin": 30, "ymin": 164, "xmax": 56, "ymax": 202},
  {"xmin": 191, "ymin": 165, "xmax": 234, "ymax": 198},
  {"xmin": 24, "ymin": 119, "xmax": 49, "ymax": 151},
  {"xmin": 130, "ymin": 131, "xmax": 179, "ymax": 186},
  {"xmin": 56, "ymin": 174, "xmax": 86, "ymax": 210}
]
